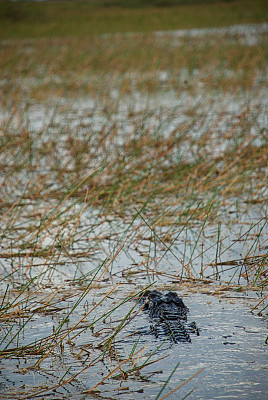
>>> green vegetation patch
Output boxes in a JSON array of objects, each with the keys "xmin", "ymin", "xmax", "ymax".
[{"xmin": 0, "ymin": 0, "xmax": 267, "ymax": 39}]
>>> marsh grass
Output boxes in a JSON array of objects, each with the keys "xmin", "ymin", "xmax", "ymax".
[
  {"xmin": 0, "ymin": 0, "xmax": 267, "ymax": 39},
  {"xmin": 1, "ymin": 29, "xmax": 267, "ymax": 104},
  {"xmin": 0, "ymin": 8, "xmax": 267, "ymax": 399},
  {"xmin": 1, "ymin": 97, "xmax": 267, "ymax": 394}
]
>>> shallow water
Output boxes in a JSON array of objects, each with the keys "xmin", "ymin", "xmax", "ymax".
[
  {"xmin": 0, "ymin": 286, "xmax": 267, "ymax": 399},
  {"xmin": 0, "ymin": 22, "xmax": 268, "ymax": 400}
]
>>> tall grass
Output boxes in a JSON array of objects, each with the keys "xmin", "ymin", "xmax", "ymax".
[{"xmin": 0, "ymin": 8, "xmax": 267, "ymax": 398}]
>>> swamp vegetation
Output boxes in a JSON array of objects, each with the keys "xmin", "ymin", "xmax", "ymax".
[{"xmin": 0, "ymin": 0, "xmax": 267, "ymax": 399}]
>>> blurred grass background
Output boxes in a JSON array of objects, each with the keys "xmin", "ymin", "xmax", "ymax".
[
  {"xmin": 0, "ymin": 0, "xmax": 267, "ymax": 39},
  {"xmin": 0, "ymin": 1, "xmax": 267, "ymax": 380}
]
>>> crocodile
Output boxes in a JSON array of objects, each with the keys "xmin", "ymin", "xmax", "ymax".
[{"xmin": 138, "ymin": 290, "xmax": 199, "ymax": 343}]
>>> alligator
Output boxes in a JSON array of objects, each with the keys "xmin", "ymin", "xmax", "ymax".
[{"xmin": 138, "ymin": 290, "xmax": 199, "ymax": 343}]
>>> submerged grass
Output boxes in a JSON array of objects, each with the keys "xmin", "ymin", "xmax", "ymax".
[{"xmin": 0, "ymin": 4, "xmax": 267, "ymax": 398}]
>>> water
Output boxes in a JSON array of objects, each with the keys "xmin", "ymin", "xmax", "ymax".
[
  {"xmin": 0, "ymin": 22, "xmax": 267, "ymax": 400},
  {"xmin": 0, "ymin": 285, "xmax": 267, "ymax": 399}
]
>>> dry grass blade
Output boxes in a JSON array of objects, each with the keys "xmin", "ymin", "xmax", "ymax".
[
  {"xmin": 35, "ymin": 283, "xmax": 120, "ymax": 368},
  {"xmin": 86, "ymin": 346, "xmax": 147, "ymax": 393},
  {"xmin": 158, "ymin": 368, "xmax": 204, "ymax": 400},
  {"xmin": 22, "ymin": 362, "xmax": 92, "ymax": 400},
  {"xmin": 251, "ymin": 293, "xmax": 268, "ymax": 312}
]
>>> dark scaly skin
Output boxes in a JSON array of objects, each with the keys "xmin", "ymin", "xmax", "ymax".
[{"xmin": 139, "ymin": 290, "xmax": 199, "ymax": 343}]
